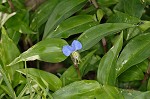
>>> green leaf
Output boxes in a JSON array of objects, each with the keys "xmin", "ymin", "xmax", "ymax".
[
  {"xmin": 8, "ymin": 38, "xmax": 68, "ymax": 66},
  {"xmin": 5, "ymin": 10, "xmax": 34, "ymax": 34},
  {"xmin": 125, "ymin": 27, "xmax": 141, "ymax": 41},
  {"xmin": 0, "ymin": 64, "xmax": 16, "ymax": 98},
  {"xmin": 137, "ymin": 59, "xmax": 149, "ymax": 73},
  {"xmin": 139, "ymin": 21, "xmax": 150, "ymax": 32},
  {"xmin": 0, "ymin": 27, "xmax": 23, "ymax": 80},
  {"xmin": 96, "ymin": 85, "xmax": 124, "ymax": 99},
  {"xmin": 97, "ymin": 33, "xmax": 123, "ymax": 86},
  {"xmin": 107, "ymin": 11, "xmax": 140, "ymax": 24},
  {"xmin": 78, "ymin": 23, "xmax": 133, "ymax": 52},
  {"xmin": 97, "ymin": 0, "xmax": 119, "ymax": 7},
  {"xmin": 43, "ymin": 0, "xmax": 87, "ymax": 38},
  {"xmin": 52, "ymin": 80, "xmax": 101, "ymax": 99},
  {"xmin": 116, "ymin": 33, "xmax": 150, "ymax": 76},
  {"xmin": 121, "ymin": 89, "xmax": 150, "ymax": 99},
  {"xmin": 6, "ymin": 29, "xmax": 21, "ymax": 44},
  {"xmin": 116, "ymin": 0, "xmax": 145, "ymax": 18},
  {"xmin": 0, "ymin": 12, "xmax": 16, "ymax": 28},
  {"xmin": 46, "ymin": 15, "xmax": 98, "ymax": 38},
  {"xmin": 17, "ymin": 68, "xmax": 62, "ymax": 91},
  {"xmin": 60, "ymin": 50, "xmax": 96, "ymax": 86},
  {"xmin": 118, "ymin": 65, "xmax": 144, "ymax": 82},
  {"xmin": 30, "ymin": 0, "xmax": 59, "ymax": 30},
  {"xmin": 96, "ymin": 9, "xmax": 104, "ymax": 22}
]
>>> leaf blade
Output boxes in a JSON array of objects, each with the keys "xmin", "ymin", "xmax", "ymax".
[{"xmin": 78, "ymin": 23, "xmax": 133, "ymax": 52}]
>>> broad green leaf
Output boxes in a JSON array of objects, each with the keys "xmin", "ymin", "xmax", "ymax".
[
  {"xmin": 43, "ymin": 0, "xmax": 87, "ymax": 38},
  {"xmin": 17, "ymin": 68, "xmax": 62, "ymax": 91},
  {"xmin": 96, "ymin": 85, "xmax": 124, "ymax": 99},
  {"xmin": 107, "ymin": 11, "xmax": 140, "ymax": 24},
  {"xmin": 46, "ymin": 15, "xmax": 98, "ymax": 38},
  {"xmin": 0, "ymin": 27, "xmax": 23, "ymax": 80},
  {"xmin": 52, "ymin": 80, "xmax": 101, "ymax": 99},
  {"xmin": 116, "ymin": 0, "xmax": 145, "ymax": 18},
  {"xmin": 121, "ymin": 89, "xmax": 150, "ymax": 99},
  {"xmin": 0, "ymin": 12, "xmax": 16, "ymax": 28},
  {"xmin": 118, "ymin": 65, "xmax": 144, "ymax": 82},
  {"xmin": 30, "ymin": 0, "xmax": 59, "ymax": 30},
  {"xmin": 8, "ymin": 38, "xmax": 68, "ymax": 66},
  {"xmin": 97, "ymin": 33, "xmax": 123, "ymax": 85},
  {"xmin": 116, "ymin": 33, "xmax": 150, "ymax": 76},
  {"xmin": 78, "ymin": 23, "xmax": 133, "ymax": 52},
  {"xmin": 60, "ymin": 50, "xmax": 96, "ymax": 86}
]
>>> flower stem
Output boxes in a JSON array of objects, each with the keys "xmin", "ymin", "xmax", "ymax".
[{"xmin": 73, "ymin": 63, "xmax": 81, "ymax": 79}]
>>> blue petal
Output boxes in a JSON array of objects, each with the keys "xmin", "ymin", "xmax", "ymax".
[
  {"xmin": 62, "ymin": 45, "xmax": 74, "ymax": 56},
  {"xmin": 71, "ymin": 40, "xmax": 82, "ymax": 51}
]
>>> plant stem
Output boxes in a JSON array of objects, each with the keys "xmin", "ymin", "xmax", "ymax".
[
  {"xmin": 73, "ymin": 63, "xmax": 81, "ymax": 79},
  {"xmin": 8, "ymin": 0, "xmax": 15, "ymax": 12},
  {"xmin": 90, "ymin": 0, "xmax": 107, "ymax": 53},
  {"xmin": 90, "ymin": 0, "xmax": 99, "ymax": 9},
  {"xmin": 102, "ymin": 38, "xmax": 107, "ymax": 53}
]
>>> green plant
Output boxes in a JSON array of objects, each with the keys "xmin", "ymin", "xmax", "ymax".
[{"xmin": 0, "ymin": 0, "xmax": 150, "ymax": 99}]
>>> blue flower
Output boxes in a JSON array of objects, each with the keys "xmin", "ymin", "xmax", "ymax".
[{"xmin": 62, "ymin": 40, "xmax": 82, "ymax": 56}]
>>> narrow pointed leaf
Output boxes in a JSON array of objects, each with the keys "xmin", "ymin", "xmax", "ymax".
[
  {"xmin": 78, "ymin": 23, "xmax": 133, "ymax": 52},
  {"xmin": 97, "ymin": 33, "xmax": 123, "ymax": 85},
  {"xmin": 107, "ymin": 11, "xmax": 140, "ymax": 24},
  {"xmin": 17, "ymin": 68, "xmax": 62, "ymax": 91},
  {"xmin": 116, "ymin": 33, "xmax": 150, "ymax": 76},
  {"xmin": 43, "ymin": 0, "xmax": 87, "ymax": 38},
  {"xmin": 46, "ymin": 15, "xmax": 98, "ymax": 38},
  {"xmin": 30, "ymin": 0, "xmax": 59, "ymax": 30}
]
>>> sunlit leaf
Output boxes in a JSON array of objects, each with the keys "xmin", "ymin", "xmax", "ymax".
[{"xmin": 8, "ymin": 38, "xmax": 68, "ymax": 66}]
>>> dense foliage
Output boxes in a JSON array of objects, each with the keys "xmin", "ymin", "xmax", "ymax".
[{"xmin": 1, "ymin": 0, "xmax": 150, "ymax": 98}]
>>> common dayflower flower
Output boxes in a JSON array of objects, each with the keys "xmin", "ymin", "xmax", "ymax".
[{"xmin": 62, "ymin": 40, "xmax": 82, "ymax": 64}]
